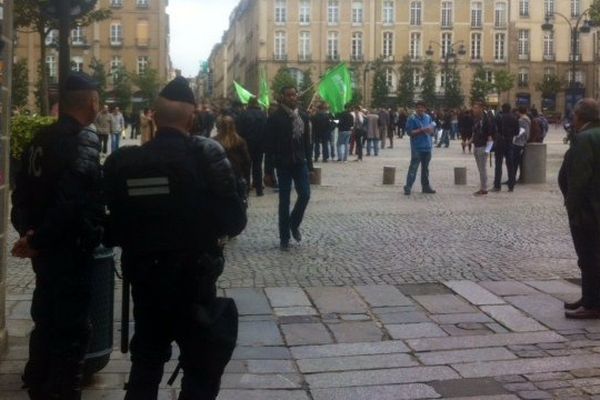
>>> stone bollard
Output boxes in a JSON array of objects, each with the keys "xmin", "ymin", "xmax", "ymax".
[
  {"xmin": 310, "ymin": 167, "xmax": 322, "ymax": 185},
  {"xmin": 454, "ymin": 167, "xmax": 467, "ymax": 185},
  {"xmin": 383, "ymin": 166, "xmax": 396, "ymax": 185},
  {"xmin": 522, "ymin": 143, "xmax": 547, "ymax": 184}
]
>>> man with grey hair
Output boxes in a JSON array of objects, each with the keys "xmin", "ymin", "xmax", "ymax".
[{"xmin": 560, "ymin": 98, "xmax": 600, "ymax": 319}]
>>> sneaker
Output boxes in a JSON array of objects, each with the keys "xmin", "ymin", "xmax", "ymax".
[
  {"xmin": 474, "ymin": 190, "xmax": 488, "ymax": 196},
  {"xmin": 422, "ymin": 187, "xmax": 436, "ymax": 194}
]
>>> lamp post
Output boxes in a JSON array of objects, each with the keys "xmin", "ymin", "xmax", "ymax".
[
  {"xmin": 541, "ymin": 9, "xmax": 595, "ymax": 114},
  {"xmin": 425, "ymin": 41, "xmax": 466, "ymax": 108}
]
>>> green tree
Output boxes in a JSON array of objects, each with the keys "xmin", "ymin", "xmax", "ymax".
[
  {"xmin": 371, "ymin": 59, "xmax": 388, "ymax": 108},
  {"xmin": 444, "ymin": 66, "xmax": 464, "ymax": 109},
  {"xmin": 12, "ymin": 59, "xmax": 30, "ymax": 110},
  {"xmin": 15, "ymin": 0, "xmax": 111, "ymax": 115},
  {"xmin": 131, "ymin": 68, "xmax": 162, "ymax": 107},
  {"xmin": 112, "ymin": 66, "xmax": 132, "ymax": 111},
  {"xmin": 421, "ymin": 60, "xmax": 437, "ymax": 109},
  {"xmin": 89, "ymin": 58, "xmax": 108, "ymax": 104},
  {"xmin": 470, "ymin": 64, "xmax": 494, "ymax": 104},
  {"xmin": 397, "ymin": 56, "xmax": 415, "ymax": 108},
  {"xmin": 271, "ymin": 67, "xmax": 296, "ymax": 100},
  {"xmin": 299, "ymin": 68, "xmax": 314, "ymax": 109},
  {"xmin": 494, "ymin": 70, "xmax": 515, "ymax": 103},
  {"xmin": 348, "ymin": 87, "xmax": 363, "ymax": 108},
  {"xmin": 590, "ymin": 0, "xmax": 600, "ymax": 24},
  {"xmin": 535, "ymin": 74, "xmax": 563, "ymax": 98}
]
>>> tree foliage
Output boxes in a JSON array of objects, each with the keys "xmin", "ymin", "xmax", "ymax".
[
  {"xmin": 271, "ymin": 67, "xmax": 297, "ymax": 101},
  {"xmin": 89, "ymin": 58, "xmax": 108, "ymax": 104},
  {"xmin": 535, "ymin": 74, "xmax": 563, "ymax": 97},
  {"xmin": 444, "ymin": 66, "xmax": 464, "ymax": 109},
  {"xmin": 421, "ymin": 60, "xmax": 437, "ymax": 109},
  {"xmin": 12, "ymin": 59, "xmax": 30, "ymax": 110},
  {"xmin": 590, "ymin": 0, "xmax": 600, "ymax": 24},
  {"xmin": 112, "ymin": 66, "xmax": 132, "ymax": 111},
  {"xmin": 299, "ymin": 68, "xmax": 314, "ymax": 109},
  {"xmin": 470, "ymin": 64, "xmax": 494, "ymax": 105},
  {"xmin": 494, "ymin": 70, "xmax": 515, "ymax": 101},
  {"xmin": 130, "ymin": 68, "xmax": 162, "ymax": 107},
  {"xmin": 371, "ymin": 59, "xmax": 388, "ymax": 108},
  {"xmin": 397, "ymin": 56, "xmax": 415, "ymax": 109}
]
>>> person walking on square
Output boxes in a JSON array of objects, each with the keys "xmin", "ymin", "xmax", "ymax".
[
  {"xmin": 110, "ymin": 106, "xmax": 125, "ymax": 152},
  {"xmin": 459, "ymin": 109, "xmax": 473, "ymax": 153},
  {"xmin": 311, "ymin": 102, "xmax": 335, "ymax": 162},
  {"xmin": 493, "ymin": 103, "xmax": 519, "ymax": 192},
  {"xmin": 378, "ymin": 108, "xmax": 390, "ymax": 149},
  {"xmin": 337, "ymin": 104, "xmax": 354, "ymax": 162},
  {"xmin": 237, "ymin": 97, "xmax": 267, "ymax": 195},
  {"xmin": 403, "ymin": 101, "xmax": 436, "ymax": 195},
  {"xmin": 559, "ymin": 98, "xmax": 600, "ymax": 319},
  {"xmin": 365, "ymin": 110, "xmax": 380, "ymax": 156},
  {"xmin": 470, "ymin": 101, "xmax": 495, "ymax": 196},
  {"xmin": 215, "ymin": 115, "xmax": 251, "ymax": 189},
  {"xmin": 264, "ymin": 86, "xmax": 314, "ymax": 250},
  {"xmin": 513, "ymin": 106, "xmax": 531, "ymax": 183},
  {"xmin": 95, "ymin": 104, "xmax": 112, "ymax": 154}
]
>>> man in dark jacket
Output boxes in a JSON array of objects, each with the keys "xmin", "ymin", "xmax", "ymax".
[
  {"xmin": 11, "ymin": 73, "xmax": 103, "ymax": 400},
  {"xmin": 561, "ymin": 98, "xmax": 600, "ymax": 319},
  {"xmin": 238, "ymin": 97, "xmax": 267, "ymax": 195},
  {"xmin": 311, "ymin": 102, "xmax": 335, "ymax": 162},
  {"xmin": 470, "ymin": 102, "xmax": 495, "ymax": 196},
  {"xmin": 103, "ymin": 77, "xmax": 247, "ymax": 399},
  {"xmin": 265, "ymin": 86, "xmax": 314, "ymax": 250},
  {"xmin": 493, "ymin": 103, "xmax": 519, "ymax": 192}
]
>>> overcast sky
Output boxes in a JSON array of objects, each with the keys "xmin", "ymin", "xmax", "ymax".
[{"xmin": 167, "ymin": 0, "xmax": 239, "ymax": 77}]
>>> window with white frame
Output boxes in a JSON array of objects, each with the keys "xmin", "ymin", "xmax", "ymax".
[
  {"xmin": 383, "ymin": 32, "xmax": 394, "ymax": 58},
  {"xmin": 519, "ymin": 0, "xmax": 529, "ymax": 16},
  {"xmin": 410, "ymin": 32, "xmax": 421, "ymax": 60},
  {"xmin": 136, "ymin": 0, "xmax": 149, "ymax": 7},
  {"xmin": 518, "ymin": 29, "xmax": 529, "ymax": 57},
  {"xmin": 45, "ymin": 29, "xmax": 58, "ymax": 46},
  {"xmin": 328, "ymin": 0, "xmax": 339, "ymax": 25},
  {"xmin": 275, "ymin": 31, "xmax": 287, "ymax": 59},
  {"xmin": 544, "ymin": 0, "xmax": 554, "ymax": 17},
  {"xmin": 441, "ymin": 32, "xmax": 452, "ymax": 57},
  {"xmin": 71, "ymin": 26, "xmax": 85, "ymax": 45},
  {"xmin": 439, "ymin": 71, "xmax": 448, "ymax": 89},
  {"xmin": 328, "ymin": 31, "xmax": 339, "ymax": 59},
  {"xmin": 275, "ymin": 0, "xmax": 287, "ymax": 24},
  {"xmin": 299, "ymin": 0, "xmax": 310, "ymax": 24},
  {"xmin": 410, "ymin": 1, "xmax": 422, "ymax": 25},
  {"xmin": 495, "ymin": 2, "xmax": 507, "ymax": 28},
  {"xmin": 413, "ymin": 69, "xmax": 422, "ymax": 88},
  {"xmin": 571, "ymin": 0, "xmax": 580, "ymax": 17},
  {"xmin": 494, "ymin": 32, "xmax": 506, "ymax": 60},
  {"xmin": 471, "ymin": 1, "xmax": 482, "ymax": 28},
  {"xmin": 543, "ymin": 67, "xmax": 555, "ymax": 79},
  {"xmin": 471, "ymin": 32, "xmax": 482, "ymax": 59},
  {"xmin": 352, "ymin": 0, "xmax": 363, "ymax": 24},
  {"xmin": 137, "ymin": 56, "xmax": 149, "ymax": 74},
  {"xmin": 385, "ymin": 68, "xmax": 397, "ymax": 94},
  {"xmin": 71, "ymin": 56, "xmax": 84, "ymax": 72},
  {"xmin": 46, "ymin": 55, "xmax": 57, "ymax": 80},
  {"xmin": 383, "ymin": 1, "xmax": 395, "ymax": 24},
  {"xmin": 299, "ymin": 31, "xmax": 311, "ymax": 60},
  {"xmin": 441, "ymin": 1, "xmax": 453, "ymax": 28},
  {"xmin": 568, "ymin": 70, "xmax": 584, "ymax": 85},
  {"xmin": 485, "ymin": 70, "xmax": 495, "ymax": 84},
  {"xmin": 544, "ymin": 31, "xmax": 554, "ymax": 57},
  {"xmin": 110, "ymin": 22, "xmax": 123, "ymax": 44},
  {"xmin": 288, "ymin": 68, "xmax": 305, "ymax": 87},
  {"xmin": 110, "ymin": 56, "xmax": 122, "ymax": 76},
  {"xmin": 518, "ymin": 67, "xmax": 529, "ymax": 86},
  {"xmin": 110, "ymin": 0, "xmax": 122, "ymax": 7},
  {"xmin": 351, "ymin": 32, "xmax": 363, "ymax": 60}
]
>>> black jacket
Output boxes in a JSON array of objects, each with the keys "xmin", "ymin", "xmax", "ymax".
[
  {"xmin": 496, "ymin": 112, "xmax": 519, "ymax": 150},
  {"xmin": 311, "ymin": 112, "xmax": 336, "ymax": 139},
  {"xmin": 338, "ymin": 111, "xmax": 354, "ymax": 132},
  {"xmin": 237, "ymin": 106, "xmax": 267, "ymax": 146},
  {"xmin": 471, "ymin": 114, "xmax": 495, "ymax": 148},
  {"xmin": 265, "ymin": 106, "xmax": 313, "ymax": 171},
  {"xmin": 11, "ymin": 115, "xmax": 103, "ymax": 252}
]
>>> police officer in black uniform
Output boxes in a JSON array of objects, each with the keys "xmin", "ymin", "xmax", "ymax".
[
  {"xmin": 11, "ymin": 72, "xmax": 103, "ymax": 400},
  {"xmin": 103, "ymin": 77, "xmax": 247, "ymax": 400}
]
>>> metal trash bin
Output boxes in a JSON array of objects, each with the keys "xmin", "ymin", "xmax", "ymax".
[{"xmin": 83, "ymin": 246, "xmax": 115, "ymax": 378}]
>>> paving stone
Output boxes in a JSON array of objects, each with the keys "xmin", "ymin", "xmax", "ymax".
[
  {"xmin": 524, "ymin": 280, "xmax": 581, "ymax": 295},
  {"xmin": 417, "ymin": 347, "xmax": 517, "ymax": 366},
  {"xmin": 584, "ymin": 386, "xmax": 600, "ymax": 395},
  {"xmin": 328, "ymin": 321, "xmax": 383, "ymax": 343},
  {"xmin": 412, "ymin": 295, "xmax": 477, "ymax": 314},
  {"xmin": 534, "ymin": 380, "xmax": 571, "ymax": 390},
  {"xmin": 8, "ymin": 301, "xmax": 31, "ymax": 319},
  {"xmin": 291, "ymin": 341, "xmax": 410, "ymax": 359},
  {"xmin": 430, "ymin": 377, "xmax": 511, "ymax": 398},
  {"xmin": 305, "ymin": 366, "xmax": 460, "ymax": 388},
  {"xmin": 571, "ymin": 378, "xmax": 600, "ymax": 387},
  {"xmin": 224, "ymin": 360, "xmax": 248, "ymax": 373},
  {"xmin": 398, "ymin": 283, "xmax": 453, "ymax": 296},
  {"xmin": 495, "ymin": 376, "xmax": 528, "ymax": 383},
  {"xmin": 441, "ymin": 396, "xmax": 519, "ymax": 400},
  {"xmin": 246, "ymin": 360, "xmax": 296, "ymax": 373},
  {"xmin": 220, "ymin": 373, "xmax": 303, "ymax": 389},
  {"xmin": 225, "ymin": 288, "xmax": 272, "ymax": 315},
  {"xmin": 376, "ymin": 311, "xmax": 430, "ymax": 324},
  {"xmin": 572, "ymin": 369, "xmax": 600, "ymax": 378},
  {"xmin": 387, "ymin": 322, "xmax": 448, "ymax": 339},
  {"xmin": 238, "ymin": 321, "xmax": 284, "ymax": 346},
  {"xmin": 550, "ymin": 387, "xmax": 585, "ymax": 398},
  {"xmin": 430, "ymin": 313, "xmax": 493, "ymax": 325},
  {"xmin": 372, "ymin": 306, "xmax": 419, "ymax": 314},
  {"xmin": 525, "ymin": 372, "xmax": 573, "ymax": 381},
  {"xmin": 297, "ymin": 353, "xmax": 418, "ymax": 373},
  {"xmin": 440, "ymin": 324, "xmax": 491, "ymax": 336},
  {"xmin": 516, "ymin": 350, "xmax": 547, "ymax": 358},
  {"xmin": 407, "ymin": 331, "xmax": 566, "ymax": 352},
  {"xmin": 444, "ymin": 281, "xmax": 505, "ymax": 305},
  {"xmin": 281, "ymin": 323, "xmax": 333, "ymax": 346},
  {"xmin": 265, "ymin": 287, "xmax": 312, "ymax": 308},
  {"xmin": 453, "ymin": 354, "xmax": 600, "ymax": 379},
  {"xmin": 486, "ymin": 323, "xmax": 511, "ymax": 334},
  {"xmin": 340, "ymin": 314, "xmax": 370, "ymax": 321},
  {"xmin": 481, "ymin": 305, "xmax": 548, "ymax": 332},
  {"xmin": 217, "ymin": 390, "xmax": 310, "ymax": 400},
  {"xmin": 83, "ymin": 390, "xmax": 175, "ymax": 400},
  {"xmin": 310, "ymin": 384, "xmax": 440, "ymax": 400},
  {"xmin": 517, "ymin": 390, "xmax": 552, "ymax": 399},
  {"xmin": 503, "ymin": 382, "xmax": 537, "ymax": 391},
  {"xmin": 479, "ymin": 281, "xmax": 541, "ymax": 296},
  {"xmin": 232, "ymin": 346, "xmax": 291, "ymax": 360},
  {"xmin": 354, "ymin": 285, "xmax": 413, "ymax": 307},
  {"xmin": 274, "ymin": 307, "xmax": 318, "ymax": 317},
  {"xmin": 306, "ymin": 287, "xmax": 368, "ymax": 314}
]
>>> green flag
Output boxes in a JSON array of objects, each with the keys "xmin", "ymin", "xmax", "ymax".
[
  {"xmin": 233, "ymin": 81, "xmax": 255, "ymax": 104},
  {"xmin": 318, "ymin": 63, "xmax": 352, "ymax": 114},
  {"xmin": 258, "ymin": 68, "xmax": 270, "ymax": 110}
]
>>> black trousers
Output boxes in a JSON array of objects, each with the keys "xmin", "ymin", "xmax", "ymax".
[
  {"xmin": 99, "ymin": 135, "xmax": 108, "ymax": 154},
  {"xmin": 494, "ymin": 143, "xmax": 515, "ymax": 189},
  {"xmin": 25, "ymin": 249, "xmax": 92, "ymax": 400},
  {"xmin": 124, "ymin": 252, "xmax": 235, "ymax": 400},
  {"xmin": 570, "ymin": 223, "xmax": 600, "ymax": 309},
  {"xmin": 247, "ymin": 141, "xmax": 264, "ymax": 193},
  {"xmin": 512, "ymin": 145, "xmax": 525, "ymax": 182}
]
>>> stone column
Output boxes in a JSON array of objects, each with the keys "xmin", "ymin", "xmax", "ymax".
[{"xmin": 522, "ymin": 143, "xmax": 547, "ymax": 184}]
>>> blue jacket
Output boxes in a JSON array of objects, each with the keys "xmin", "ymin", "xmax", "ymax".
[{"xmin": 406, "ymin": 113, "xmax": 433, "ymax": 152}]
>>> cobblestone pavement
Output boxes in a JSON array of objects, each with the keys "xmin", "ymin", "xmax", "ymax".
[{"xmin": 5, "ymin": 127, "xmax": 597, "ymax": 400}]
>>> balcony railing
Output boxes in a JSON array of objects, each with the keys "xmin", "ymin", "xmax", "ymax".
[
  {"xmin": 569, "ymin": 53, "xmax": 582, "ymax": 62},
  {"xmin": 518, "ymin": 80, "xmax": 529, "ymax": 88},
  {"xmin": 382, "ymin": 55, "xmax": 395, "ymax": 63},
  {"xmin": 298, "ymin": 53, "xmax": 312, "ymax": 62},
  {"xmin": 110, "ymin": 37, "xmax": 123, "ymax": 47},
  {"xmin": 518, "ymin": 53, "xmax": 530, "ymax": 61},
  {"xmin": 410, "ymin": 55, "xmax": 422, "ymax": 62},
  {"xmin": 110, "ymin": 1, "xmax": 123, "ymax": 8},
  {"xmin": 543, "ymin": 53, "xmax": 555, "ymax": 61},
  {"xmin": 495, "ymin": 22, "xmax": 507, "ymax": 29},
  {"xmin": 273, "ymin": 53, "xmax": 288, "ymax": 61},
  {"xmin": 441, "ymin": 22, "xmax": 453, "ymax": 29},
  {"xmin": 494, "ymin": 57, "xmax": 507, "ymax": 64},
  {"xmin": 136, "ymin": 38, "xmax": 150, "ymax": 47},
  {"xmin": 327, "ymin": 53, "xmax": 340, "ymax": 62},
  {"xmin": 136, "ymin": 1, "xmax": 150, "ymax": 8},
  {"xmin": 351, "ymin": 54, "xmax": 364, "ymax": 62}
]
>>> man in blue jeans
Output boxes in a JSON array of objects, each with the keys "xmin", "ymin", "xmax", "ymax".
[
  {"xmin": 404, "ymin": 101, "xmax": 436, "ymax": 195},
  {"xmin": 264, "ymin": 86, "xmax": 314, "ymax": 250}
]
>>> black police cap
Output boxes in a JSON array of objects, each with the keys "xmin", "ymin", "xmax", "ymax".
[
  {"xmin": 65, "ymin": 72, "xmax": 99, "ymax": 91},
  {"xmin": 159, "ymin": 76, "xmax": 196, "ymax": 106}
]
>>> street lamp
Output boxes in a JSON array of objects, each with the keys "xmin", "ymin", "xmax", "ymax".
[
  {"xmin": 541, "ymin": 8, "xmax": 596, "ymax": 113},
  {"xmin": 425, "ymin": 41, "xmax": 466, "ymax": 107}
]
